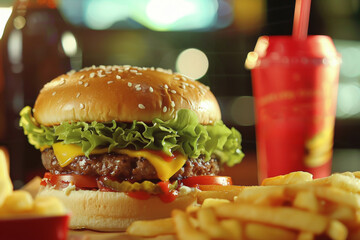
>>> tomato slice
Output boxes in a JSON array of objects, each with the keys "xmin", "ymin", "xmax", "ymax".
[
  {"xmin": 41, "ymin": 172, "xmax": 98, "ymax": 189},
  {"xmin": 181, "ymin": 176, "xmax": 233, "ymax": 187}
]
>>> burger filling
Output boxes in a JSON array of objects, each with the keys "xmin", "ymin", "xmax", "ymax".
[
  {"xmin": 41, "ymin": 148, "xmax": 220, "ymax": 182},
  {"xmin": 20, "ymin": 106, "xmax": 244, "ymax": 201}
]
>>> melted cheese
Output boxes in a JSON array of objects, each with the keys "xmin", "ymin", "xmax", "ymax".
[{"xmin": 52, "ymin": 143, "xmax": 187, "ymax": 181}]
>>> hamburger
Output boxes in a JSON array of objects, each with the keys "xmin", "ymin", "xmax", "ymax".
[{"xmin": 19, "ymin": 65, "xmax": 244, "ymax": 231}]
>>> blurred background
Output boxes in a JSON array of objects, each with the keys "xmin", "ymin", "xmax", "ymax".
[{"xmin": 0, "ymin": 0, "xmax": 359, "ymax": 187}]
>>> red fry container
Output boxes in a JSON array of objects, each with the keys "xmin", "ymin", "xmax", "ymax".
[{"xmin": 0, "ymin": 214, "xmax": 70, "ymax": 240}]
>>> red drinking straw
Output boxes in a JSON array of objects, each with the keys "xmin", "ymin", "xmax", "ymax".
[{"xmin": 292, "ymin": 0, "xmax": 312, "ymax": 40}]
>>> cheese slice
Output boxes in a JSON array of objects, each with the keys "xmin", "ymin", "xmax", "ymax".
[{"xmin": 52, "ymin": 143, "xmax": 187, "ymax": 181}]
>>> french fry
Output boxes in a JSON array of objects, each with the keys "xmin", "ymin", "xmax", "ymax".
[
  {"xmin": 292, "ymin": 191, "xmax": 318, "ymax": 212},
  {"xmin": 197, "ymin": 208, "xmax": 232, "ymax": 239},
  {"xmin": 314, "ymin": 186, "xmax": 360, "ymax": 209},
  {"xmin": 315, "ymin": 173, "xmax": 360, "ymax": 194},
  {"xmin": 21, "ymin": 176, "xmax": 42, "ymax": 198},
  {"xmin": 220, "ymin": 219, "xmax": 242, "ymax": 240},
  {"xmin": 234, "ymin": 186, "xmax": 285, "ymax": 206},
  {"xmin": 329, "ymin": 205, "xmax": 355, "ymax": 222},
  {"xmin": 126, "ymin": 218, "xmax": 175, "ymax": 237},
  {"xmin": 197, "ymin": 190, "xmax": 240, "ymax": 204},
  {"xmin": 245, "ymin": 223, "xmax": 297, "ymax": 240},
  {"xmin": 214, "ymin": 204, "xmax": 328, "ymax": 234},
  {"xmin": 124, "ymin": 171, "xmax": 360, "ymax": 240},
  {"xmin": 0, "ymin": 148, "xmax": 13, "ymax": 207},
  {"xmin": 1, "ymin": 190, "xmax": 33, "ymax": 214},
  {"xmin": 202, "ymin": 198, "xmax": 230, "ymax": 208},
  {"xmin": 326, "ymin": 220, "xmax": 348, "ymax": 240},
  {"xmin": 33, "ymin": 195, "xmax": 66, "ymax": 216},
  {"xmin": 261, "ymin": 171, "xmax": 313, "ymax": 186},
  {"xmin": 297, "ymin": 232, "xmax": 314, "ymax": 240},
  {"xmin": 172, "ymin": 209, "xmax": 209, "ymax": 240}
]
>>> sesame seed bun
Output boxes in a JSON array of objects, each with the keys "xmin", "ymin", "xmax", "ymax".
[{"xmin": 34, "ymin": 65, "xmax": 221, "ymax": 126}]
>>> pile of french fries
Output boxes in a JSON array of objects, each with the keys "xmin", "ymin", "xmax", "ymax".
[
  {"xmin": 0, "ymin": 148, "xmax": 66, "ymax": 217},
  {"xmin": 127, "ymin": 171, "xmax": 360, "ymax": 240}
]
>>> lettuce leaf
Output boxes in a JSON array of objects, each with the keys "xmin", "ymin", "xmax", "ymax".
[{"xmin": 19, "ymin": 106, "xmax": 244, "ymax": 166}]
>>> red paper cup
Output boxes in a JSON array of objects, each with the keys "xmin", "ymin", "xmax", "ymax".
[
  {"xmin": 0, "ymin": 214, "xmax": 70, "ymax": 240},
  {"xmin": 249, "ymin": 35, "xmax": 341, "ymax": 183}
]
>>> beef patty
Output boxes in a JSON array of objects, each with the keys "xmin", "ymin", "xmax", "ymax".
[{"xmin": 41, "ymin": 148, "xmax": 220, "ymax": 182}]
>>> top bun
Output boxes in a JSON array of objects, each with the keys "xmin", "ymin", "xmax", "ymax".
[{"xmin": 34, "ymin": 65, "xmax": 221, "ymax": 126}]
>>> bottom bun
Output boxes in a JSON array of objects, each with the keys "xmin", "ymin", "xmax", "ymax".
[{"xmin": 38, "ymin": 186, "xmax": 197, "ymax": 231}]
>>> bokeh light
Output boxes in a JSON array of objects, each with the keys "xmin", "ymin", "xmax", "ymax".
[
  {"xmin": 84, "ymin": 0, "xmax": 130, "ymax": 30},
  {"xmin": 339, "ymin": 46, "xmax": 360, "ymax": 78},
  {"xmin": 146, "ymin": 0, "xmax": 196, "ymax": 26},
  {"xmin": 132, "ymin": 0, "xmax": 218, "ymax": 31},
  {"xmin": 176, "ymin": 48, "xmax": 209, "ymax": 80},
  {"xmin": 61, "ymin": 31, "xmax": 78, "ymax": 57},
  {"xmin": 337, "ymin": 83, "xmax": 360, "ymax": 118}
]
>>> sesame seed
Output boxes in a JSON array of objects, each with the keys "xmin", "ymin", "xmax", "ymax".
[
  {"xmin": 136, "ymin": 87, "xmax": 141, "ymax": 91},
  {"xmin": 59, "ymin": 78, "xmax": 65, "ymax": 85},
  {"xmin": 99, "ymin": 65, "xmax": 106, "ymax": 69},
  {"xmin": 107, "ymin": 81, "xmax": 114, "ymax": 84},
  {"xmin": 179, "ymin": 85, "xmax": 186, "ymax": 89},
  {"xmin": 174, "ymin": 77, "xmax": 180, "ymax": 80},
  {"xmin": 150, "ymin": 67, "xmax": 155, "ymax": 71},
  {"xmin": 138, "ymin": 104, "xmax": 145, "ymax": 109},
  {"xmin": 76, "ymin": 92, "xmax": 81, "ymax": 98},
  {"xmin": 181, "ymin": 76, "xmax": 187, "ymax": 81},
  {"xmin": 128, "ymin": 82, "xmax": 132, "ymax": 87},
  {"xmin": 171, "ymin": 101, "xmax": 175, "ymax": 107},
  {"xmin": 80, "ymin": 103, "xmax": 84, "ymax": 109},
  {"xmin": 135, "ymin": 84, "xmax": 141, "ymax": 88},
  {"xmin": 124, "ymin": 65, "xmax": 131, "ymax": 68},
  {"xmin": 149, "ymin": 87, "xmax": 154, "ymax": 92},
  {"xmin": 84, "ymin": 82, "xmax": 89, "ymax": 87},
  {"xmin": 79, "ymin": 75, "xmax": 85, "ymax": 80},
  {"xmin": 90, "ymin": 73, "xmax": 95, "ymax": 78},
  {"xmin": 116, "ymin": 75, "xmax": 121, "ymax": 79},
  {"xmin": 170, "ymin": 90, "xmax": 177, "ymax": 94},
  {"xmin": 183, "ymin": 82, "xmax": 189, "ymax": 86},
  {"xmin": 52, "ymin": 92, "xmax": 56, "ymax": 96},
  {"xmin": 136, "ymin": 72, "xmax": 142, "ymax": 75},
  {"xmin": 189, "ymin": 84, "xmax": 195, "ymax": 89},
  {"xmin": 130, "ymin": 69, "xmax": 137, "ymax": 73},
  {"xmin": 164, "ymin": 84, "xmax": 168, "ymax": 89},
  {"xmin": 163, "ymin": 106, "xmax": 167, "ymax": 113},
  {"xmin": 97, "ymin": 70, "xmax": 106, "ymax": 77},
  {"xmin": 118, "ymin": 69, "xmax": 123, "ymax": 73},
  {"xmin": 78, "ymin": 80, "xmax": 83, "ymax": 85},
  {"xmin": 105, "ymin": 71, "xmax": 112, "ymax": 74}
]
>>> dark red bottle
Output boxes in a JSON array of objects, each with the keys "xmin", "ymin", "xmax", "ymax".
[{"xmin": 2, "ymin": 0, "xmax": 73, "ymax": 187}]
